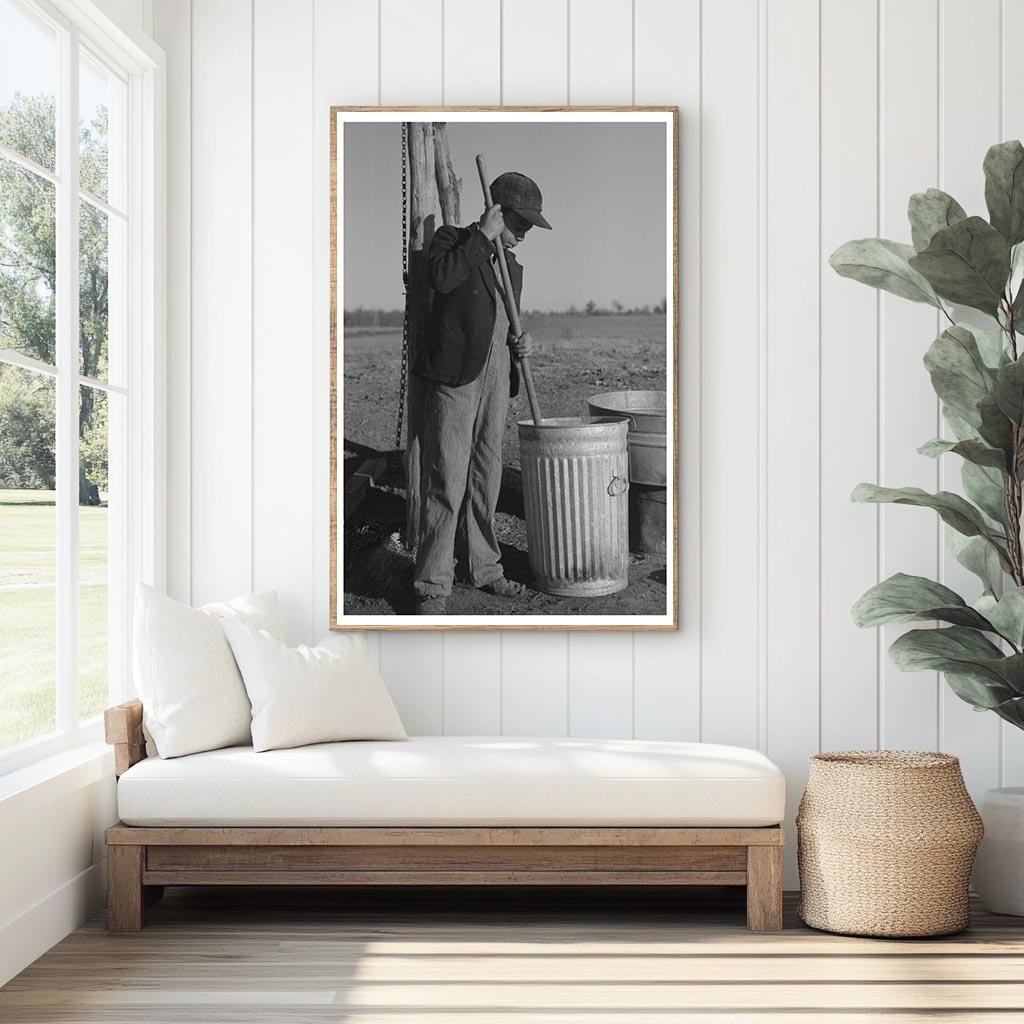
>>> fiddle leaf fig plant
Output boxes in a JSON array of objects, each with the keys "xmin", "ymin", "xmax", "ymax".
[{"xmin": 832, "ymin": 140, "xmax": 1024, "ymax": 731}]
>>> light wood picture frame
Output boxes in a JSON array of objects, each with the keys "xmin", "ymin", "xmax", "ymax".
[{"xmin": 330, "ymin": 107, "xmax": 678, "ymax": 631}]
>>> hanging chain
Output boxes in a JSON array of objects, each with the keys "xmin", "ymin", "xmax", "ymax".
[{"xmin": 395, "ymin": 122, "xmax": 410, "ymax": 450}]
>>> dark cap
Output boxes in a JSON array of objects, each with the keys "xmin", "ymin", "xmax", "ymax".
[{"xmin": 490, "ymin": 171, "xmax": 552, "ymax": 230}]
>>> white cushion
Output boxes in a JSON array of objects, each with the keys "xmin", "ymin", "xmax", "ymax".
[
  {"xmin": 133, "ymin": 584, "xmax": 283, "ymax": 759},
  {"xmin": 116, "ymin": 736, "xmax": 786, "ymax": 827},
  {"xmin": 223, "ymin": 621, "xmax": 407, "ymax": 752}
]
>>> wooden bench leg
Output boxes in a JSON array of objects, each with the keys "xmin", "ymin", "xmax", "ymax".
[
  {"xmin": 746, "ymin": 845, "xmax": 783, "ymax": 931},
  {"xmin": 107, "ymin": 845, "xmax": 145, "ymax": 931}
]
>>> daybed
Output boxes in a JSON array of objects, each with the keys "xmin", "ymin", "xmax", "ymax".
[{"xmin": 104, "ymin": 699, "xmax": 786, "ymax": 932}]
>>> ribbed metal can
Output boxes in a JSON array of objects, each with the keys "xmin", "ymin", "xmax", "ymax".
[{"xmin": 517, "ymin": 416, "xmax": 630, "ymax": 597}]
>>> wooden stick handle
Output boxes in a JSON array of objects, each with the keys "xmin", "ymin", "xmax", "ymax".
[{"xmin": 475, "ymin": 153, "xmax": 543, "ymax": 425}]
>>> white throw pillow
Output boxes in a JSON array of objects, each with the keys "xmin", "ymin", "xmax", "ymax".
[
  {"xmin": 133, "ymin": 584, "xmax": 283, "ymax": 758},
  {"xmin": 223, "ymin": 622, "xmax": 407, "ymax": 752}
]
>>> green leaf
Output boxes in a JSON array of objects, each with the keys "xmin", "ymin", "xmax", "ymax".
[
  {"xmin": 1011, "ymin": 277, "xmax": 1024, "ymax": 325},
  {"xmin": 993, "ymin": 357, "xmax": 1024, "ymax": 423},
  {"xmin": 908, "ymin": 188, "xmax": 968, "ymax": 251},
  {"xmin": 830, "ymin": 238, "xmax": 943, "ymax": 307},
  {"xmin": 977, "ymin": 589, "xmax": 1024, "ymax": 649},
  {"xmin": 1009, "ymin": 241, "xmax": 1024, "ymax": 303},
  {"xmin": 942, "ymin": 407, "xmax": 983, "ymax": 442},
  {"xmin": 918, "ymin": 437, "xmax": 1007, "ymax": 470},
  {"xmin": 984, "ymin": 140, "xmax": 1024, "ymax": 246},
  {"xmin": 968, "ymin": 322, "xmax": 1011, "ymax": 368},
  {"xmin": 923, "ymin": 325, "xmax": 997, "ymax": 427},
  {"xmin": 962, "ymin": 461, "xmax": 1009, "ymax": 527},
  {"xmin": 944, "ymin": 671, "xmax": 1023, "ymax": 713},
  {"xmin": 950, "ymin": 533, "xmax": 1004, "ymax": 596},
  {"xmin": 985, "ymin": 688, "xmax": 1024, "ymax": 728},
  {"xmin": 851, "ymin": 483, "xmax": 1009, "ymax": 554},
  {"xmin": 852, "ymin": 573, "xmax": 994, "ymax": 630},
  {"xmin": 909, "ymin": 216, "xmax": 1011, "ymax": 314},
  {"xmin": 889, "ymin": 627, "xmax": 1024, "ymax": 706},
  {"xmin": 978, "ymin": 391, "xmax": 1016, "ymax": 457}
]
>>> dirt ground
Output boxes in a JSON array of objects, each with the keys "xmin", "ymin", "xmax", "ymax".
[{"xmin": 341, "ymin": 313, "xmax": 669, "ymax": 617}]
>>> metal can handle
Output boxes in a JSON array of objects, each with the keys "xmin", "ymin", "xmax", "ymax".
[{"xmin": 607, "ymin": 475, "xmax": 629, "ymax": 497}]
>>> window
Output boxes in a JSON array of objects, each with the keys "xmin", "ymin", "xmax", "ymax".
[{"xmin": 0, "ymin": 0, "xmax": 160, "ymax": 772}]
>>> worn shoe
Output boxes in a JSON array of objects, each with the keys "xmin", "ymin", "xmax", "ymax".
[
  {"xmin": 479, "ymin": 577, "xmax": 529, "ymax": 599},
  {"xmin": 414, "ymin": 596, "xmax": 448, "ymax": 615}
]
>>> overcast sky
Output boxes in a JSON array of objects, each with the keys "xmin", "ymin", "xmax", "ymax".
[{"xmin": 342, "ymin": 120, "xmax": 668, "ymax": 312}]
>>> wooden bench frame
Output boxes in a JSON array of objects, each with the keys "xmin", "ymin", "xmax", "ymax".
[{"xmin": 104, "ymin": 700, "xmax": 784, "ymax": 932}]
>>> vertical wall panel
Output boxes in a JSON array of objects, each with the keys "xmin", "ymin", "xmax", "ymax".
[
  {"xmin": 502, "ymin": 633, "xmax": 568, "ymax": 735},
  {"xmin": 502, "ymin": 0, "xmax": 568, "ymax": 104},
  {"xmin": 364, "ymin": 632, "xmax": 382, "ymax": 668},
  {"xmin": 165, "ymin": 0, "xmax": 1016, "ymax": 884},
  {"xmin": 189, "ymin": 0, "xmax": 253, "ymax": 605},
  {"xmin": 699, "ymin": 0, "xmax": 761, "ymax": 749},
  {"xmin": 764, "ymin": 0, "xmax": 821, "ymax": 883},
  {"xmin": 381, "ymin": 0, "xmax": 443, "ymax": 105},
  {"xmin": 1002, "ymin": 0, "xmax": 1024, "ymax": 786},
  {"xmin": 312, "ymin": 0, "xmax": 380, "ymax": 647},
  {"xmin": 380, "ymin": 634, "xmax": 445, "ymax": 734},
  {"xmin": 878, "ymin": 0, "xmax": 941, "ymax": 751},
  {"xmin": 443, "ymin": 0, "xmax": 500, "ymax": 105},
  {"xmin": 568, "ymin": 634, "xmax": 634, "ymax": 738},
  {"xmin": 568, "ymin": 0, "xmax": 632, "ymax": 103},
  {"xmin": 153, "ymin": 0, "xmax": 190, "ymax": 604},
  {"xmin": 444, "ymin": 638, "xmax": 502, "ymax": 734},
  {"xmin": 632, "ymin": 0, "xmax": 700, "ymax": 742},
  {"xmin": 938, "ymin": 0, "xmax": 1002, "ymax": 795},
  {"xmin": 819, "ymin": 0, "xmax": 879, "ymax": 753},
  {"xmin": 253, "ymin": 0, "xmax": 316, "ymax": 646}
]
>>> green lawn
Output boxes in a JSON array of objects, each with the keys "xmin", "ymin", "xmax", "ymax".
[{"xmin": 0, "ymin": 489, "xmax": 109, "ymax": 751}]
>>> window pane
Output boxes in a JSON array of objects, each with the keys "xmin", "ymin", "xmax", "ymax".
[
  {"xmin": 0, "ymin": 362, "xmax": 56, "ymax": 750},
  {"xmin": 80, "ymin": 203, "xmax": 124, "ymax": 383},
  {"xmin": 0, "ymin": 0, "xmax": 57, "ymax": 172},
  {"xmin": 0, "ymin": 158, "xmax": 56, "ymax": 364},
  {"xmin": 79, "ymin": 51, "xmax": 125, "ymax": 209},
  {"xmin": 79, "ymin": 384, "xmax": 110, "ymax": 722}
]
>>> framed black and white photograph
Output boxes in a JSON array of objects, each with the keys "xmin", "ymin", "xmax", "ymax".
[{"xmin": 330, "ymin": 107, "xmax": 678, "ymax": 630}]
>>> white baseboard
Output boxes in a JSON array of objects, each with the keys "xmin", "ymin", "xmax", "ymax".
[{"xmin": 0, "ymin": 858, "xmax": 107, "ymax": 987}]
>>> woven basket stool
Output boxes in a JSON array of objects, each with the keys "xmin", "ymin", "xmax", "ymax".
[{"xmin": 797, "ymin": 751, "xmax": 983, "ymax": 937}]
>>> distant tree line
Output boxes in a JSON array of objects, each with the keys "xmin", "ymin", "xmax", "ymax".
[
  {"xmin": 343, "ymin": 308, "xmax": 406, "ymax": 328},
  {"xmin": 0, "ymin": 93, "xmax": 110, "ymax": 503},
  {"xmin": 344, "ymin": 297, "xmax": 668, "ymax": 325}
]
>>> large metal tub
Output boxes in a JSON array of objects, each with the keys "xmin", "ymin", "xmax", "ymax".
[
  {"xmin": 518, "ymin": 416, "xmax": 630, "ymax": 597},
  {"xmin": 587, "ymin": 390, "xmax": 667, "ymax": 487}
]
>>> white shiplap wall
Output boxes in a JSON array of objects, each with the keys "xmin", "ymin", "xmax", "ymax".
[{"xmin": 153, "ymin": 0, "xmax": 1024, "ymax": 885}]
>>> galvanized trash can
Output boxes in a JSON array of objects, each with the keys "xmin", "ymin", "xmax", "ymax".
[
  {"xmin": 629, "ymin": 484, "xmax": 667, "ymax": 555},
  {"xmin": 588, "ymin": 391, "xmax": 667, "ymax": 554},
  {"xmin": 587, "ymin": 391, "xmax": 667, "ymax": 486},
  {"xmin": 518, "ymin": 416, "xmax": 630, "ymax": 597}
]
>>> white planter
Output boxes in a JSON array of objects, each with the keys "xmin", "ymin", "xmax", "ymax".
[{"xmin": 973, "ymin": 787, "xmax": 1024, "ymax": 916}]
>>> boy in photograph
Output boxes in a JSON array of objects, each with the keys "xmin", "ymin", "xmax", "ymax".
[{"xmin": 411, "ymin": 171, "xmax": 552, "ymax": 615}]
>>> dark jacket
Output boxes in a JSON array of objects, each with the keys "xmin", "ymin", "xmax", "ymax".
[{"xmin": 412, "ymin": 223, "xmax": 522, "ymax": 397}]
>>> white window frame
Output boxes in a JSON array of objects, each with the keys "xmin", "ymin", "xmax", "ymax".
[{"xmin": 0, "ymin": 0, "xmax": 164, "ymax": 776}]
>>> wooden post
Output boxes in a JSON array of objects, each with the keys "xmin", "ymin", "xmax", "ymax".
[
  {"xmin": 433, "ymin": 122, "xmax": 461, "ymax": 225},
  {"xmin": 403, "ymin": 121, "xmax": 462, "ymax": 551},
  {"xmin": 107, "ymin": 845, "xmax": 145, "ymax": 931},
  {"xmin": 746, "ymin": 844, "xmax": 784, "ymax": 931}
]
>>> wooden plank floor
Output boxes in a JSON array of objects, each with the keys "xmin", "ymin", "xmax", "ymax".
[{"xmin": 3, "ymin": 885, "xmax": 1024, "ymax": 1022}]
